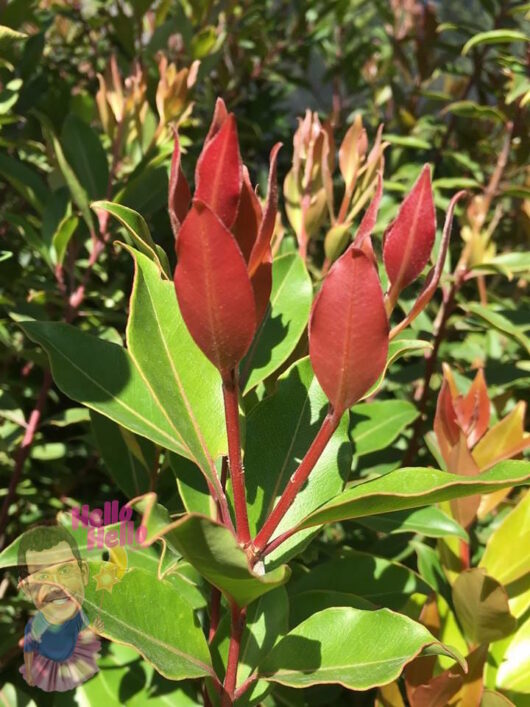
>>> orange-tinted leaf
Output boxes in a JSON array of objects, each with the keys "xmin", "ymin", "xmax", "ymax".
[
  {"xmin": 454, "ymin": 369, "xmax": 490, "ymax": 448},
  {"xmin": 248, "ymin": 142, "xmax": 281, "ymax": 278},
  {"xmin": 195, "ymin": 113, "xmax": 242, "ymax": 228},
  {"xmin": 309, "ymin": 247, "xmax": 389, "ymax": 414},
  {"xmin": 168, "ymin": 130, "xmax": 191, "ymax": 241},
  {"xmin": 473, "ymin": 402, "xmax": 530, "ymax": 471},
  {"xmin": 383, "ymin": 165, "xmax": 436, "ymax": 293},
  {"xmin": 339, "ymin": 114, "xmax": 366, "ymax": 186},
  {"xmin": 434, "ymin": 379, "xmax": 460, "ymax": 464},
  {"xmin": 231, "ymin": 167, "xmax": 262, "ymax": 262},
  {"xmin": 174, "ymin": 201, "xmax": 256, "ymax": 373}
]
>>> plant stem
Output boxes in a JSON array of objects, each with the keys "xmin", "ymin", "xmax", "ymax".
[
  {"xmin": 0, "ymin": 370, "xmax": 52, "ymax": 544},
  {"xmin": 222, "ymin": 603, "xmax": 246, "ymax": 706},
  {"xmin": 402, "ymin": 268, "xmax": 466, "ymax": 466},
  {"xmin": 253, "ymin": 407, "xmax": 341, "ymax": 553},
  {"xmin": 222, "ymin": 369, "xmax": 251, "ymax": 546}
]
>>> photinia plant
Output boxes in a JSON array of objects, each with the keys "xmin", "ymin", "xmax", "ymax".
[{"xmin": 3, "ymin": 98, "xmax": 529, "ymax": 706}]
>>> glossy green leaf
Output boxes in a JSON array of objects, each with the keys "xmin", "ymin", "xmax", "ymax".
[
  {"xmin": 289, "ymin": 591, "xmax": 375, "ymax": 628},
  {"xmin": 126, "ymin": 248, "xmax": 227, "ymax": 487},
  {"xmin": 466, "ymin": 303, "xmax": 530, "ymax": 354},
  {"xmin": 443, "ymin": 101, "xmax": 505, "ymax": 122},
  {"xmin": 290, "ymin": 549, "xmax": 431, "ymax": 610},
  {"xmin": 259, "ymin": 607, "xmax": 465, "ymax": 690},
  {"xmin": 361, "ymin": 339, "xmax": 432, "ymax": 400},
  {"xmin": 61, "ymin": 114, "xmax": 108, "ymax": 200},
  {"xmin": 244, "ymin": 357, "xmax": 351, "ymax": 565},
  {"xmin": 357, "ymin": 506, "xmax": 468, "ymax": 541},
  {"xmin": 240, "ymin": 252, "xmax": 312, "ymax": 392},
  {"xmin": 472, "ymin": 252, "xmax": 530, "ymax": 279},
  {"xmin": 47, "ymin": 128, "xmax": 94, "ymax": 230},
  {"xmin": 152, "ymin": 514, "xmax": 290, "ymax": 607},
  {"xmin": 462, "ymin": 29, "xmax": 529, "ymax": 55},
  {"xmin": 19, "ymin": 320, "xmax": 189, "ymax": 456},
  {"xmin": 453, "ymin": 569, "xmax": 516, "ymax": 644},
  {"xmin": 91, "ymin": 200, "xmax": 170, "ymax": 277},
  {"xmin": 0, "ymin": 152, "xmax": 48, "ymax": 214},
  {"xmin": 83, "ymin": 562, "xmax": 214, "ymax": 681},
  {"xmin": 350, "ymin": 400, "xmax": 418, "ymax": 456},
  {"xmin": 51, "ymin": 213, "xmax": 78, "ymax": 266},
  {"xmin": 297, "ymin": 461, "xmax": 530, "ymax": 529},
  {"xmin": 90, "ymin": 411, "xmax": 155, "ymax": 497}
]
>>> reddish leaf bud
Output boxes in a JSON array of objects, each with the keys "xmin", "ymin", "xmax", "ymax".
[
  {"xmin": 383, "ymin": 165, "xmax": 435, "ymax": 297},
  {"xmin": 172, "ymin": 102, "xmax": 281, "ymax": 373},
  {"xmin": 174, "ymin": 201, "xmax": 256, "ymax": 374},
  {"xmin": 309, "ymin": 246, "xmax": 389, "ymax": 415},
  {"xmin": 195, "ymin": 113, "xmax": 242, "ymax": 229}
]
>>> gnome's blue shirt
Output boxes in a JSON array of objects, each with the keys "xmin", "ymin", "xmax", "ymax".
[{"xmin": 24, "ymin": 611, "xmax": 88, "ymax": 662}]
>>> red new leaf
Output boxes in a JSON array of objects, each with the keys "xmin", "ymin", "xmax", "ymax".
[
  {"xmin": 248, "ymin": 142, "xmax": 281, "ymax": 278},
  {"xmin": 195, "ymin": 113, "xmax": 242, "ymax": 228},
  {"xmin": 309, "ymin": 247, "xmax": 389, "ymax": 414},
  {"xmin": 383, "ymin": 164, "xmax": 435, "ymax": 293},
  {"xmin": 231, "ymin": 167, "xmax": 262, "ymax": 262},
  {"xmin": 174, "ymin": 201, "xmax": 256, "ymax": 373},
  {"xmin": 454, "ymin": 369, "xmax": 490, "ymax": 448},
  {"xmin": 168, "ymin": 131, "xmax": 191, "ymax": 242}
]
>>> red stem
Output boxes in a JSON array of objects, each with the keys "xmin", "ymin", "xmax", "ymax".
[
  {"xmin": 222, "ymin": 369, "xmax": 251, "ymax": 546},
  {"xmin": 0, "ymin": 370, "xmax": 53, "ymax": 542},
  {"xmin": 253, "ymin": 407, "xmax": 341, "ymax": 553},
  {"xmin": 222, "ymin": 603, "xmax": 246, "ymax": 706}
]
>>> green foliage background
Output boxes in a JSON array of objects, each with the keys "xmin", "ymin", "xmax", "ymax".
[{"xmin": 0, "ymin": 0, "xmax": 529, "ymax": 705}]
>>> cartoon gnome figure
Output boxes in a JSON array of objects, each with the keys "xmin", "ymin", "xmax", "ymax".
[{"xmin": 17, "ymin": 525, "xmax": 103, "ymax": 692}]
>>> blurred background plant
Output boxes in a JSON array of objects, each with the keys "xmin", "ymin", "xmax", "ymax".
[{"xmin": 0, "ymin": 0, "xmax": 528, "ymax": 704}]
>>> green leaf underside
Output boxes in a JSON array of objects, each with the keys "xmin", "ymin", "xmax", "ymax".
[
  {"xmin": 84, "ymin": 562, "xmax": 213, "ymax": 680},
  {"xmin": 357, "ymin": 506, "xmax": 468, "ymax": 541},
  {"xmin": 19, "ymin": 249, "xmax": 227, "ymax": 486},
  {"xmin": 19, "ymin": 320, "xmax": 189, "ymax": 457},
  {"xmin": 156, "ymin": 514, "xmax": 290, "ymax": 607},
  {"xmin": 297, "ymin": 461, "xmax": 530, "ymax": 529},
  {"xmin": 241, "ymin": 252, "xmax": 312, "ymax": 393},
  {"xmin": 126, "ymin": 248, "xmax": 227, "ymax": 486},
  {"xmin": 245, "ymin": 357, "xmax": 351, "ymax": 565},
  {"xmin": 350, "ymin": 399, "xmax": 419, "ymax": 456},
  {"xmin": 259, "ymin": 607, "xmax": 464, "ymax": 690}
]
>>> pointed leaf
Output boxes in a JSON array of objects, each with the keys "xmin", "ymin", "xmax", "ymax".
[
  {"xmin": 195, "ymin": 114, "xmax": 241, "ymax": 228},
  {"xmin": 174, "ymin": 201, "xmax": 256, "ymax": 372},
  {"xmin": 260, "ymin": 607, "xmax": 465, "ymax": 690},
  {"xmin": 472, "ymin": 402, "xmax": 530, "ymax": 470},
  {"xmin": 309, "ymin": 247, "xmax": 388, "ymax": 413},
  {"xmin": 452, "ymin": 569, "xmax": 516, "ymax": 644},
  {"xmin": 357, "ymin": 506, "xmax": 468, "ymax": 541},
  {"xmin": 127, "ymin": 248, "xmax": 227, "ymax": 487},
  {"xmin": 19, "ymin": 321, "xmax": 189, "ymax": 456},
  {"xmin": 248, "ymin": 142, "xmax": 281, "ymax": 278},
  {"xmin": 383, "ymin": 165, "xmax": 435, "ymax": 293},
  {"xmin": 296, "ymin": 460, "xmax": 530, "ymax": 529},
  {"xmin": 61, "ymin": 114, "xmax": 108, "ymax": 200},
  {"xmin": 91, "ymin": 200, "xmax": 170, "ymax": 276}
]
